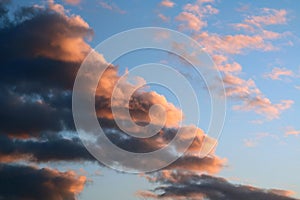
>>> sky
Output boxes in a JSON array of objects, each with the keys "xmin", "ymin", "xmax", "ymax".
[{"xmin": 0, "ymin": 0, "xmax": 300, "ymax": 199}]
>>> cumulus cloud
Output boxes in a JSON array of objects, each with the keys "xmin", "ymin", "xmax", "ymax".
[
  {"xmin": 0, "ymin": 0, "xmax": 224, "ymax": 180},
  {"xmin": 0, "ymin": 164, "xmax": 86, "ymax": 200},
  {"xmin": 0, "ymin": 1, "xmax": 297, "ymax": 200},
  {"xmin": 0, "ymin": 1, "xmax": 92, "ymax": 199},
  {"xmin": 176, "ymin": 0, "xmax": 218, "ymax": 31}
]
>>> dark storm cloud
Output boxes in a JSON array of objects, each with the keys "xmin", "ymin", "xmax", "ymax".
[
  {"xmin": 0, "ymin": 164, "xmax": 86, "ymax": 200},
  {"xmin": 139, "ymin": 172, "xmax": 298, "ymax": 200}
]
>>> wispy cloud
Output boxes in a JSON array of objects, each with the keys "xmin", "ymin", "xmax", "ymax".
[
  {"xmin": 158, "ymin": 13, "xmax": 170, "ymax": 22},
  {"xmin": 264, "ymin": 67, "xmax": 294, "ymax": 80},
  {"xmin": 63, "ymin": 0, "xmax": 81, "ymax": 5},
  {"xmin": 285, "ymin": 127, "xmax": 300, "ymax": 136},
  {"xmin": 160, "ymin": 0, "xmax": 175, "ymax": 8},
  {"xmin": 244, "ymin": 132, "xmax": 279, "ymax": 148},
  {"xmin": 233, "ymin": 8, "xmax": 288, "ymax": 32},
  {"xmin": 99, "ymin": 1, "xmax": 126, "ymax": 14}
]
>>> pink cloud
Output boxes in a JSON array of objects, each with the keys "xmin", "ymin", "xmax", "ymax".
[
  {"xmin": 99, "ymin": 1, "xmax": 126, "ymax": 14},
  {"xmin": 285, "ymin": 127, "xmax": 300, "ymax": 136},
  {"xmin": 233, "ymin": 98, "xmax": 294, "ymax": 120},
  {"xmin": 160, "ymin": 0, "xmax": 175, "ymax": 8},
  {"xmin": 176, "ymin": 12, "xmax": 206, "ymax": 31},
  {"xmin": 245, "ymin": 8, "xmax": 287, "ymax": 27},
  {"xmin": 176, "ymin": 0, "xmax": 218, "ymax": 31},
  {"xmin": 244, "ymin": 132, "xmax": 278, "ymax": 148},
  {"xmin": 63, "ymin": 0, "xmax": 81, "ymax": 5},
  {"xmin": 158, "ymin": 13, "xmax": 170, "ymax": 22},
  {"xmin": 196, "ymin": 32, "xmax": 277, "ymax": 55},
  {"xmin": 264, "ymin": 67, "xmax": 294, "ymax": 80},
  {"xmin": 233, "ymin": 8, "xmax": 288, "ymax": 34}
]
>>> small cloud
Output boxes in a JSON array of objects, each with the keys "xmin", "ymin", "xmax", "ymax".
[
  {"xmin": 285, "ymin": 126, "xmax": 300, "ymax": 136},
  {"xmin": 63, "ymin": 0, "xmax": 81, "ymax": 5},
  {"xmin": 264, "ymin": 67, "xmax": 294, "ymax": 80},
  {"xmin": 99, "ymin": 1, "xmax": 126, "ymax": 14},
  {"xmin": 244, "ymin": 132, "xmax": 276, "ymax": 148},
  {"xmin": 160, "ymin": 0, "xmax": 175, "ymax": 8},
  {"xmin": 295, "ymin": 85, "xmax": 300, "ymax": 90},
  {"xmin": 236, "ymin": 3, "xmax": 251, "ymax": 12},
  {"xmin": 158, "ymin": 13, "xmax": 170, "ymax": 22}
]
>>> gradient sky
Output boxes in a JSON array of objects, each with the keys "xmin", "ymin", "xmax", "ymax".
[{"xmin": 1, "ymin": 0, "xmax": 300, "ymax": 199}]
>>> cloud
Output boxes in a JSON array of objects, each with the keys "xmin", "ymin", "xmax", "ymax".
[
  {"xmin": 0, "ymin": 134, "xmax": 94, "ymax": 163},
  {"xmin": 63, "ymin": 0, "xmax": 81, "ymax": 5},
  {"xmin": 160, "ymin": 0, "xmax": 175, "ymax": 8},
  {"xmin": 161, "ymin": 1, "xmax": 293, "ymax": 121},
  {"xmin": 232, "ymin": 96, "xmax": 294, "ymax": 120},
  {"xmin": 0, "ymin": 0, "xmax": 223, "ymax": 172},
  {"xmin": 138, "ymin": 172, "xmax": 297, "ymax": 200},
  {"xmin": 0, "ymin": 164, "xmax": 86, "ymax": 200},
  {"xmin": 264, "ymin": 67, "xmax": 294, "ymax": 80},
  {"xmin": 0, "ymin": 0, "xmax": 224, "ymax": 177},
  {"xmin": 244, "ymin": 132, "xmax": 279, "ymax": 148},
  {"xmin": 158, "ymin": 13, "xmax": 170, "ymax": 22},
  {"xmin": 195, "ymin": 32, "xmax": 277, "ymax": 55},
  {"xmin": 176, "ymin": 0, "xmax": 218, "ymax": 31},
  {"xmin": 99, "ymin": 1, "xmax": 126, "ymax": 14},
  {"xmin": 233, "ymin": 8, "xmax": 287, "ymax": 33},
  {"xmin": 222, "ymin": 73, "xmax": 293, "ymax": 120},
  {"xmin": 245, "ymin": 8, "xmax": 287, "ymax": 28},
  {"xmin": 0, "ymin": 89, "xmax": 74, "ymax": 137},
  {"xmin": 0, "ymin": 1, "xmax": 297, "ymax": 200},
  {"xmin": 166, "ymin": 155, "xmax": 226, "ymax": 174},
  {"xmin": 175, "ymin": 4, "xmax": 293, "ymax": 121},
  {"xmin": 285, "ymin": 127, "xmax": 300, "ymax": 136}
]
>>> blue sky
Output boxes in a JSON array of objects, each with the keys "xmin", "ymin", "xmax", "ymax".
[{"xmin": 1, "ymin": 0, "xmax": 300, "ymax": 199}]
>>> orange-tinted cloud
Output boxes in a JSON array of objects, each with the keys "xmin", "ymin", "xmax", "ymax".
[
  {"xmin": 176, "ymin": 0, "xmax": 218, "ymax": 31},
  {"xmin": 99, "ymin": 1, "xmax": 126, "ymax": 14},
  {"xmin": 285, "ymin": 127, "xmax": 300, "ymax": 136},
  {"xmin": 160, "ymin": 0, "xmax": 175, "ymax": 8},
  {"xmin": 264, "ymin": 67, "xmax": 294, "ymax": 80},
  {"xmin": 245, "ymin": 8, "xmax": 287, "ymax": 27},
  {"xmin": 158, "ymin": 13, "xmax": 170, "ymax": 22},
  {"xmin": 63, "ymin": 0, "xmax": 81, "ymax": 5},
  {"xmin": 0, "ymin": 164, "xmax": 86, "ymax": 200},
  {"xmin": 196, "ymin": 32, "xmax": 277, "ymax": 55}
]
